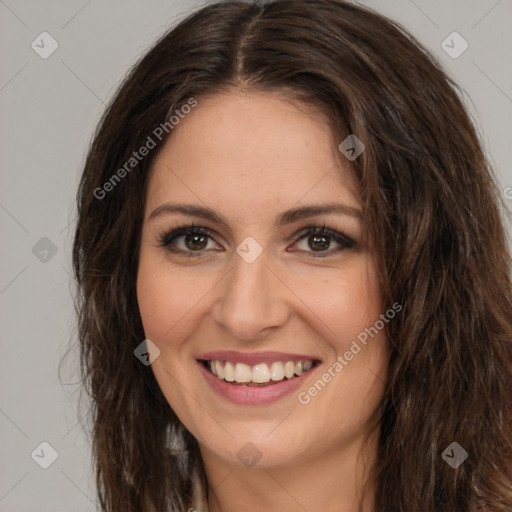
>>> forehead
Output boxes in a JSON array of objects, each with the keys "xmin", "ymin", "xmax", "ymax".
[{"xmin": 146, "ymin": 91, "xmax": 360, "ymax": 215}]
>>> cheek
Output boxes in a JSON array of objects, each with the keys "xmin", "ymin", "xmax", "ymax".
[
  {"xmin": 289, "ymin": 259, "xmax": 388, "ymax": 402},
  {"xmin": 136, "ymin": 254, "xmax": 213, "ymax": 341},
  {"xmin": 136, "ymin": 255, "xmax": 209, "ymax": 429},
  {"xmin": 287, "ymin": 257, "xmax": 382, "ymax": 345}
]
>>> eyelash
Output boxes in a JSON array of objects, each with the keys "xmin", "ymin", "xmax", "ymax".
[{"xmin": 156, "ymin": 222, "xmax": 356, "ymax": 258}]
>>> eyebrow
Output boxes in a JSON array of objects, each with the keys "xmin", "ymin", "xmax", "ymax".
[{"xmin": 148, "ymin": 202, "xmax": 363, "ymax": 228}]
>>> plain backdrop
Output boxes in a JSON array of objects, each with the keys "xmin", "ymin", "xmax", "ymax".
[{"xmin": 1, "ymin": 0, "xmax": 511, "ymax": 510}]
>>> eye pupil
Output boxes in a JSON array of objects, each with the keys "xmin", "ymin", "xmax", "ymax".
[
  {"xmin": 186, "ymin": 234, "xmax": 208, "ymax": 250},
  {"xmin": 309, "ymin": 234, "xmax": 330, "ymax": 251}
]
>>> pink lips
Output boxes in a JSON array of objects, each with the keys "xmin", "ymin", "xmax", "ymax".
[{"xmin": 196, "ymin": 350, "xmax": 321, "ymax": 405}]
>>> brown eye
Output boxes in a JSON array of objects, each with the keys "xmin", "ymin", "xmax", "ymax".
[
  {"xmin": 183, "ymin": 233, "xmax": 208, "ymax": 250},
  {"xmin": 291, "ymin": 226, "xmax": 355, "ymax": 256},
  {"xmin": 308, "ymin": 234, "xmax": 331, "ymax": 251},
  {"xmin": 159, "ymin": 227, "xmax": 220, "ymax": 255}
]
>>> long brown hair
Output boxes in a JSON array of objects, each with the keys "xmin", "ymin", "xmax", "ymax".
[{"xmin": 71, "ymin": 1, "xmax": 512, "ymax": 510}]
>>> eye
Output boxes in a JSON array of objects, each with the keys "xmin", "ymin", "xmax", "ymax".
[
  {"xmin": 158, "ymin": 225, "xmax": 221, "ymax": 256},
  {"xmin": 290, "ymin": 225, "xmax": 356, "ymax": 257},
  {"xmin": 157, "ymin": 223, "xmax": 356, "ymax": 258}
]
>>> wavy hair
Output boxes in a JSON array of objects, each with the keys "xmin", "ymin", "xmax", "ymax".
[{"xmin": 71, "ymin": 0, "xmax": 512, "ymax": 510}]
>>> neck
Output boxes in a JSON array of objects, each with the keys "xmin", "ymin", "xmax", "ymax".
[{"xmin": 200, "ymin": 428, "xmax": 379, "ymax": 512}]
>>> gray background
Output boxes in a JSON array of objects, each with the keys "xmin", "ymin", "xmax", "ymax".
[{"xmin": 1, "ymin": 0, "xmax": 511, "ymax": 510}]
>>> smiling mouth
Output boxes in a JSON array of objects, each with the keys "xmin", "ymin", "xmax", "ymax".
[{"xmin": 199, "ymin": 359, "xmax": 321, "ymax": 387}]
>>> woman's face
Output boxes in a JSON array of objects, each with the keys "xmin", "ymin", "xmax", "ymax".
[{"xmin": 137, "ymin": 91, "xmax": 389, "ymax": 469}]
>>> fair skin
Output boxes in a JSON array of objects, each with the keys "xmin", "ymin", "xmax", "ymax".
[{"xmin": 137, "ymin": 90, "xmax": 389, "ymax": 512}]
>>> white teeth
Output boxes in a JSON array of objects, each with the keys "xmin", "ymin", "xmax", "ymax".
[
  {"xmin": 215, "ymin": 360, "xmax": 224, "ymax": 379},
  {"xmin": 284, "ymin": 361, "xmax": 295, "ymax": 379},
  {"xmin": 252, "ymin": 364, "xmax": 271, "ymax": 383},
  {"xmin": 224, "ymin": 361, "xmax": 235, "ymax": 382},
  {"xmin": 270, "ymin": 361, "xmax": 285, "ymax": 381},
  {"xmin": 206, "ymin": 359, "xmax": 316, "ymax": 384},
  {"xmin": 234, "ymin": 363, "xmax": 252, "ymax": 383}
]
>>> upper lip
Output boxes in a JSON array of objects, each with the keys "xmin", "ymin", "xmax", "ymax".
[{"xmin": 196, "ymin": 350, "xmax": 321, "ymax": 366}]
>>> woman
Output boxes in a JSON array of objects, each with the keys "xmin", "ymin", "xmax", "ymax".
[{"xmin": 72, "ymin": 1, "xmax": 512, "ymax": 511}]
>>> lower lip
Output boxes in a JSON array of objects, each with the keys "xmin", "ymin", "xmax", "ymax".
[{"xmin": 197, "ymin": 361, "xmax": 317, "ymax": 405}]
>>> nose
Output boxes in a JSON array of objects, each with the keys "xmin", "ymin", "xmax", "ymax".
[{"xmin": 211, "ymin": 249, "xmax": 290, "ymax": 342}]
